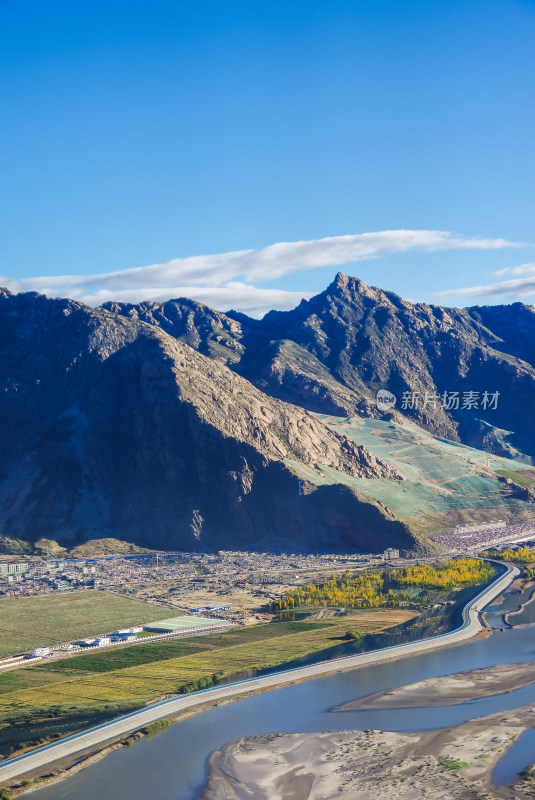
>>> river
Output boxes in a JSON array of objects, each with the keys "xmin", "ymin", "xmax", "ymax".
[{"xmin": 32, "ymin": 602, "xmax": 535, "ymax": 800}]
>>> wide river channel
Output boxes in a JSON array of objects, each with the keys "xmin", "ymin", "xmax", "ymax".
[{"xmin": 33, "ymin": 600, "xmax": 535, "ymax": 800}]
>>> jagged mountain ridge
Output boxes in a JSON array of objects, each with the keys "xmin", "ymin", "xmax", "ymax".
[
  {"xmin": 0, "ymin": 289, "xmax": 410, "ymax": 552},
  {"xmin": 104, "ymin": 274, "xmax": 535, "ymax": 462}
]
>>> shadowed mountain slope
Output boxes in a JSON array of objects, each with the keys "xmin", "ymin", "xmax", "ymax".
[{"xmin": 0, "ymin": 289, "xmax": 411, "ymax": 553}]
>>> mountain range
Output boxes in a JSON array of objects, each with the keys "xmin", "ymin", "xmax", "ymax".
[
  {"xmin": 105, "ymin": 272, "xmax": 535, "ymax": 463},
  {"xmin": 1, "ymin": 273, "xmax": 534, "ymax": 554}
]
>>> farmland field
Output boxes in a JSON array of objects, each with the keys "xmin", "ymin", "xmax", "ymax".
[
  {"xmin": 0, "ymin": 592, "xmax": 166, "ymax": 657},
  {"xmin": 0, "ymin": 610, "xmax": 414, "ymax": 756}
]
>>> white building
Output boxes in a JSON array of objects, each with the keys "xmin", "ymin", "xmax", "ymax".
[
  {"xmin": 95, "ymin": 637, "xmax": 111, "ymax": 647},
  {"xmin": 453, "ymin": 520, "xmax": 506, "ymax": 535},
  {"xmin": 29, "ymin": 647, "xmax": 50, "ymax": 658},
  {"xmin": 111, "ymin": 631, "xmax": 136, "ymax": 642},
  {"xmin": 0, "ymin": 562, "xmax": 29, "ymax": 577},
  {"xmin": 113, "ymin": 628, "xmax": 140, "ymax": 635}
]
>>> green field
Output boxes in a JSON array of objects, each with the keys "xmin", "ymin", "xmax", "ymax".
[
  {"xmin": 0, "ymin": 592, "xmax": 167, "ymax": 657},
  {"xmin": 0, "ymin": 610, "xmax": 414, "ymax": 756},
  {"xmin": 143, "ymin": 615, "xmax": 221, "ymax": 632},
  {"xmin": 496, "ymin": 469, "xmax": 535, "ymax": 489}
]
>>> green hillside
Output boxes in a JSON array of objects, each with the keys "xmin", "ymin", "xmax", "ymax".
[{"xmin": 287, "ymin": 416, "xmax": 535, "ymax": 542}]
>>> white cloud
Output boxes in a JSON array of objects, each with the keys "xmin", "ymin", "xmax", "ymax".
[
  {"xmin": 493, "ymin": 262, "xmax": 535, "ymax": 278},
  {"xmin": 435, "ymin": 277, "xmax": 535, "ymax": 302},
  {"xmin": 0, "ymin": 229, "xmax": 527, "ymax": 316},
  {"xmin": 434, "ymin": 261, "xmax": 535, "ymax": 305},
  {"xmin": 87, "ymin": 284, "xmax": 313, "ymax": 318}
]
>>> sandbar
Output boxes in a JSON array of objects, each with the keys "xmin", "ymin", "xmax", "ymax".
[
  {"xmin": 198, "ymin": 703, "xmax": 535, "ymax": 799},
  {"xmin": 332, "ymin": 662, "xmax": 535, "ymax": 711}
]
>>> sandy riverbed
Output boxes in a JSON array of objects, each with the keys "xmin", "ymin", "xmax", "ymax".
[
  {"xmin": 332, "ymin": 662, "xmax": 535, "ymax": 711},
  {"xmin": 198, "ymin": 703, "xmax": 535, "ymax": 799}
]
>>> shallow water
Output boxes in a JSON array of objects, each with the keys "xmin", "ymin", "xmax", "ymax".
[
  {"xmin": 493, "ymin": 728, "xmax": 535, "ymax": 785},
  {"xmin": 485, "ymin": 582, "xmax": 529, "ymax": 629},
  {"xmin": 510, "ymin": 586, "xmax": 535, "ymax": 626}
]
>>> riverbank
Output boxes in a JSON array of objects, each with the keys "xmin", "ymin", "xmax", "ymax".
[
  {"xmin": 199, "ymin": 703, "xmax": 535, "ymax": 799},
  {"xmin": 4, "ymin": 687, "xmax": 277, "ymax": 797}
]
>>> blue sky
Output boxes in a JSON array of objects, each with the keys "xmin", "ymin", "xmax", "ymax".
[{"xmin": 1, "ymin": 0, "xmax": 534, "ymax": 315}]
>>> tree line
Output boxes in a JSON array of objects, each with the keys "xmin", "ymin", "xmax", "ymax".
[
  {"xmin": 270, "ymin": 559, "xmax": 495, "ymax": 612},
  {"xmin": 482, "ymin": 547, "xmax": 535, "ymax": 564}
]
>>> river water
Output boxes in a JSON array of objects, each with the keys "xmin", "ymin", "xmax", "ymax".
[{"xmin": 32, "ymin": 614, "xmax": 535, "ymax": 800}]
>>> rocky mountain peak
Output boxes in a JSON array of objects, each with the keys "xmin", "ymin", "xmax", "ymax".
[{"xmin": 310, "ymin": 273, "xmax": 404, "ymax": 315}]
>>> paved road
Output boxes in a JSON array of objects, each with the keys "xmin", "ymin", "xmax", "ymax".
[{"xmin": 0, "ymin": 560, "xmax": 519, "ymax": 783}]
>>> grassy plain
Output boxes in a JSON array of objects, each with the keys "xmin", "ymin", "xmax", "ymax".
[
  {"xmin": 496, "ymin": 468, "xmax": 535, "ymax": 488},
  {"xmin": 0, "ymin": 611, "xmax": 413, "ymax": 756},
  {"xmin": 0, "ymin": 592, "xmax": 166, "ymax": 657}
]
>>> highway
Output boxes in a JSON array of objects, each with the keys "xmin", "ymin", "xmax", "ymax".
[{"xmin": 0, "ymin": 560, "xmax": 519, "ymax": 784}]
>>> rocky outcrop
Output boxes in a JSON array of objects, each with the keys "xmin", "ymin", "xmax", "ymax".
[{"xmin": 103, "ymin": 297, "xmax": 245, "ymax": 365}]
